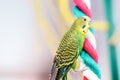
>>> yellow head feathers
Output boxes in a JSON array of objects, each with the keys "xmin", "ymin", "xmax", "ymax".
[{"xmin": 71, "ymin": 16, "xmax": 92, "ymax": 35}]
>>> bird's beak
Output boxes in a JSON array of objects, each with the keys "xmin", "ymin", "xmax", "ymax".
[{"xmin": 89, "ymin": 21, "xmax": 93, "ymax": 28}]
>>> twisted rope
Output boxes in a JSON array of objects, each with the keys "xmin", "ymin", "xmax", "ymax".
[{"xmin": 72, "ymin": 0, "xmax": 101, "ymax": 80}]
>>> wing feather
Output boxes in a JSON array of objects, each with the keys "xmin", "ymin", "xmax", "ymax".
[{"xmin": 55, "ymin": 31, "xmax": 80, "ymax": 68}]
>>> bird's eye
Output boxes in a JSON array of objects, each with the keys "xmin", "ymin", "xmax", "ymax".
[
  {"xmin": 82, "ymin": 25, "xmax": 86, "ymax": 29},
  {"xmin": 83, "ymin": 18, "xmax": 86, "ymax": 21}
]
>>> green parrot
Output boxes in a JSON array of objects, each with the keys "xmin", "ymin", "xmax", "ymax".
[{"xmin": 50, "ymin": 16, "xmax": 92, "ymax": 80}]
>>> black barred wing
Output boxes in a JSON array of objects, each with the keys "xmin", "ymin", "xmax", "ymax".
[{"xmin": 55, "ymin": 31, "xmax": 79, "ymax": 68}]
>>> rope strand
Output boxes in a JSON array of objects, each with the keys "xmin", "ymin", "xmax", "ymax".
[{"xmin": 72, "ymin": 0, "xmax": 101, "ymax": 80}]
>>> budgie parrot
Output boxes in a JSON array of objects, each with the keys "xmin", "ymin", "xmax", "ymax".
[{"xmin": 50, "ymin": 16, "xmax": 92, "ymax": 80}]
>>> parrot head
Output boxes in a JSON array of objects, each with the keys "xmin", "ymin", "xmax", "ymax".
[{"xmin": 71, "ymin": 16, "xmax": 92, "ymax": 35}]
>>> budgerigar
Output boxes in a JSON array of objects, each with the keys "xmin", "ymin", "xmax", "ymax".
[{"xmin": 50, "ymin": 16, "xmax": 92, "ymax": 80}]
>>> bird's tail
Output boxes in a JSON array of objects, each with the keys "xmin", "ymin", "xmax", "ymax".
[{"xmin": 49, "ymin": 62, "xmax": 58, "ymax": 80}]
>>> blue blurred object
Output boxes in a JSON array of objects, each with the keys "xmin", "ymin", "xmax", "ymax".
[
  {"xmin": 104, "ymin": 0, "xmax": 119, "ymax": 80},
  {"xmin": 80, "ymin": 51, "xmax": 101, "ymax": 79},
  {"xmin": 73, "ymin": 6, "xmax": 85, "ymax": 18}
]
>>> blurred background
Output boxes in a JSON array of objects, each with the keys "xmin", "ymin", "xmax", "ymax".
[{"xmin": 0, "ymin": 0, "xmax": 120, "ymax": 80}]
